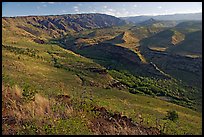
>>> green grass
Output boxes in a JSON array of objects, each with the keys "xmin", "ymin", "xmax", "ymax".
[
  {"xmin": 89, "ymin": 87, "xmax": 202, "ymax": 135},
  {"xmin": 2, "ymin": 40, "xmax": 202, "ymax": 135},
  {"xmin": 2, "ymin": 22, "xmax": 202, "ymax": 135}
]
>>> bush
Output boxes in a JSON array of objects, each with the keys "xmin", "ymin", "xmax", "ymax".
[{"xmin": 165, "ymin": 110, "xmax": 179, "ymax": 122}]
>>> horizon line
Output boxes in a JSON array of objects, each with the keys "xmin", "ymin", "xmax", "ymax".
[{"xmin": 2, "ymin": 12, "xmax": 202, "ymax": 18}]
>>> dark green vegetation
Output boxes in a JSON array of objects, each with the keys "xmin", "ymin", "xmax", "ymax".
[
  {"xmin": 2, "ymin": 13, "xmax": 202, "ymax": 135},
  {"xmin": 165, "ymin": 110, "xmax": 179, "ymax": 122}
]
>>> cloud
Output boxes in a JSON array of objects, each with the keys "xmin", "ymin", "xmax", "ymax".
[
  {"xmin": 37, "ymin": 6, "xmax": 40, "ymax": 10},
  {"xmin": 74, "ymin": 6, "xmax": 78, "ymax": 9},
  {"xmin": 73, "ymin": 6, "xmax": 79, "ymax": 12},
  {"xmin": 109, "ymin": 10, "xmax": 131, "ymax": 17},
  {"xmin": 104, "ymin": 11, "xmax": 115, "ymax": 16},
  {"xmin": 43, "ymin": 4, "xmax": 47, "ymax": 7},
  {"xmin": 62, "ymin": 10, "xmax": 66, "ymax": 13},
  {"xmin": 41, "ymin": 2, "xmax": 55, "ymax": 4},
  {"xmin": 74, "ymin": 8, "xmax": 79, "ymax": 12},
  {"xmin": 158, "ymin": 6, "xmax": 162, "ymax": 9},
  {"xmin": 108, "ymin": 9, "xmax": 115, "ymax": 12},
  {"xmin": 103, "ymin": 5, "xmax": 107, "ymax": 9},
  {"xmin": 133, "ymin": 4, "xmax": 137, "ymax": 7}
]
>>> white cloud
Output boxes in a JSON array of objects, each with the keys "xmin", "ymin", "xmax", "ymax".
[
  {"xmin": 75, "ymin": 8, "xmax": 79, "ymax": 12},
  {"xmin": 103, "ymin": 5, "xmax": 107, "ymax": 9},
  {"xmin": 41, "ymin": 2, "xmax": 55, "ymax": 4},
  {"xmin": 73, "ymin": 6, "xmax": 79, "ymax": 12},
  {"xmin": 62, "ymin": 10, "xmax": 66, "ymax": 13},
  {"xmin": 158, "ymin": 6, "xmax": 162, "ymax": 9},
  {"xmin": 133, "ymin": 4, "xmax": 137, "ymax": 7},
  {"xmin": 125, "ymin": 11, "xmax": 129, "ymax": 14},
  {"xmin": 108, "ymin": 9, "xmax": 115, "ymax": 12},
  {"xmin": 48, "ymin": 2, "xmax": 55, "ymax": 4},
  {"xmin": 74, "ymin": 6, "xmax": 78, "ymax": 9},
  {"xmin": 105, "ymin": 12, "xmax": 115, "ymax": 16}
]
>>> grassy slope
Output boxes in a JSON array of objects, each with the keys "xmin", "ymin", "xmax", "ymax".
[
  {"xmin": 2, "ymin": 42, "xmax": 202, "ymax": 135},
  {"xmin": 60, "ymin": 26, "xmax": 202, "ymax": 110},
  {"xmin": 2, "ymin": 25, "xmax": 202, "ymax": 135}
]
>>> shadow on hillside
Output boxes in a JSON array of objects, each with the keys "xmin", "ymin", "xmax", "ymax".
[{"xmin": 59, "ymin": 42, "xmax": 169, "ymax": 79}]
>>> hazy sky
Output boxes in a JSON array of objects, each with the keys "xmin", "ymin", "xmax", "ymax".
[{"xmin": 2, "ymin": 2, "xmax": 202, "ymax": 17}]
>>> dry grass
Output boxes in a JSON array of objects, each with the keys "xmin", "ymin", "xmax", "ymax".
[{"xmin": 2, "ymin": 83, "xmax": 74, "ymax": 135}]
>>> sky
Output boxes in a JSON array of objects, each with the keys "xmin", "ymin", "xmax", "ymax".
[{"xmin": 2, "ymin": 2, "xmax": 202, "ymax": 17}]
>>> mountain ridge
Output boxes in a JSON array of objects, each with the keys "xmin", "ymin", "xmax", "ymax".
[{"xmin": 121, "ymin": 13, "xmax": 202, "ymax": 23}]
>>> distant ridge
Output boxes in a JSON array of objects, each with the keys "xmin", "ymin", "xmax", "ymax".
[
  {"xmin": 2, "ymin": 13, "xmax": 126, "ymax": 38},
  {"xmin": 121, "ymin": 13, "xmax": 202, "ymax": 23}
]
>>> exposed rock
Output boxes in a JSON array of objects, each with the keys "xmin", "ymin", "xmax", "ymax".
[
  {"xmin": 33, "ymin": 39, "xmax": 45, "ymax": 44},
  {"xmin": 90, "ymin": 106, "xmax": 162, "ymax": 135}
]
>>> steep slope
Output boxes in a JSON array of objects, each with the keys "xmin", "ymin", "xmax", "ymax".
[
  {"xmin": 174, "ymin": 21, "xmax": 202, "ymax": 34},
  {"xmin": 168, "ymin": 30, "xmax": 202, "ymax": 57},
  {"xmin": 104, "ymin": 31, "xmax": 140, "ymax": 47},
  {"xmin": 139, "ymin": 21, "xmax": 202, "ymax": 93},
  {"xmin": 140, "ymin": 21, "xmax": 202, "ymax": 56},
  {"xmin": 2, "ymin": 13, "xmax": 126, "ymax": 38},
  {"xmin": 128, "ymin": 25, "xmax": 167, "ymax": 40},
  {"xmin": 141, "ymin": 29, "xmax": 185, "ymax": 52}
]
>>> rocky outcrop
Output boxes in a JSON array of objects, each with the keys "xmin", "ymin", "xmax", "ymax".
[{"xmin": 90, "ymin": 106, "xmax": 162, "ymax": 135}]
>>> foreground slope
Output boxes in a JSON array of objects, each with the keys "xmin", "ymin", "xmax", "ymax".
[{"xmin": 2, "ymin": 38, "xmax": 202, "ymax": 135}]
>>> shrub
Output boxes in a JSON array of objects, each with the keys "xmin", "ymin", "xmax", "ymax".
[{"xmin": 165, "ymin": 110, "xmax": 179, "ymax": 122}]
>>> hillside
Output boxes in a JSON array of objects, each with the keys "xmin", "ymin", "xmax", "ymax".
[
  {"xmin": 2, "ymin": 13, "xmax": 202, "ymax": 135},
  {"xmin": 2, "ymin": 13, "xmax": 126, "ymax": 38},
  {"xmin": 139, "ymin": 21, "xmax": 202, "ymax": 92},
  {"xmin": 168, "ymin": 30, "xmax": 202, "ymax": 57},
  {"xmin": 141, "ymin": 29, "xmax": 185, "ymax": 51},
  {"xmin": 139, "ymin": 18, "xmax": 177, "ymax": 28},
  {"xmin": 104, "ymin": 31, "xmax": 140, "ymax": 48}
]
